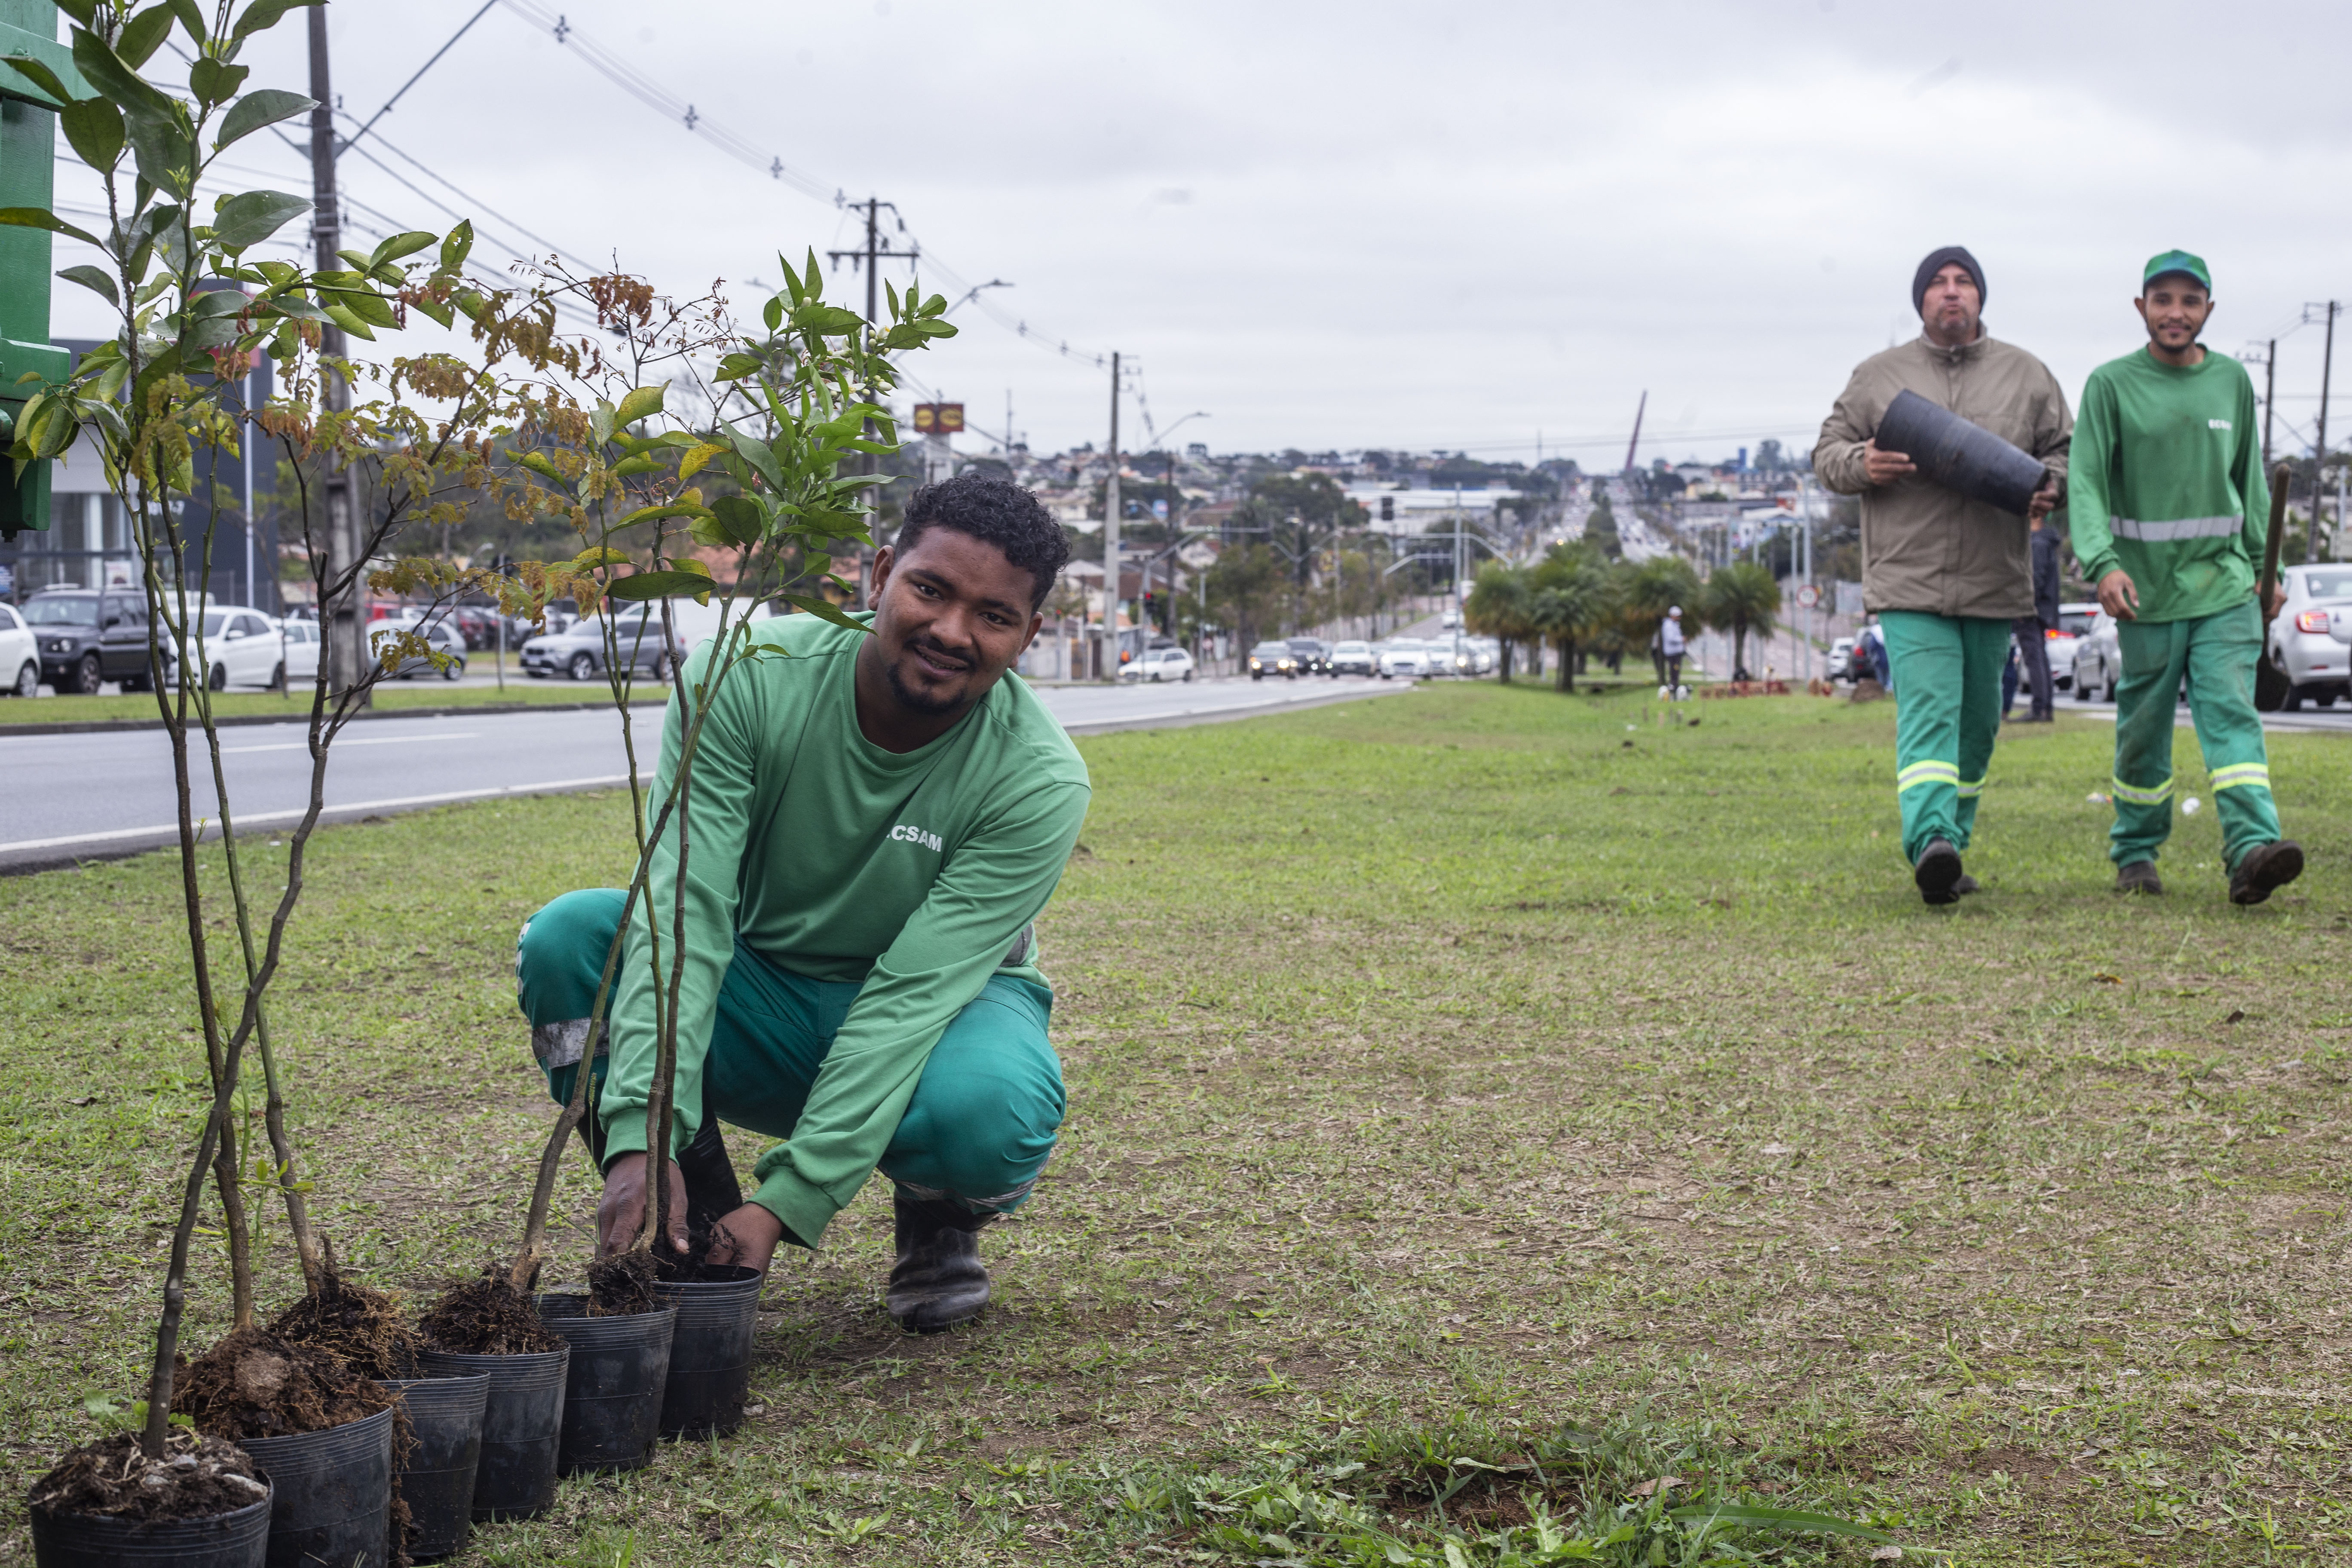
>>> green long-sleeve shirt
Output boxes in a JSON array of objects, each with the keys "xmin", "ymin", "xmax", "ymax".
[
  {"xmin": 600, "ymin": 612, "xmax": 1091, "ymax": 1246},
  {"xmin": 2067, "ymin": 345, "xmax": 2270, "ymax": 624}
]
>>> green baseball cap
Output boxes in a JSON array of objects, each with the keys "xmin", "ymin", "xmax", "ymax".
[{"xmin": 2143, "ymin": 248, "xmax": 2212, "ymax": 291}]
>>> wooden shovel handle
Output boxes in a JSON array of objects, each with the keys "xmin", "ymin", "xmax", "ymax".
[{"xmin": 2259, "ymin": 461, "xmax": 2292, "ymax": 624}]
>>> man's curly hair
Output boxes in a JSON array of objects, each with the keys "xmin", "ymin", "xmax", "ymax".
[{"xmin": 894, "ymin": 471, "xmax": 1071, "ymax": 610}]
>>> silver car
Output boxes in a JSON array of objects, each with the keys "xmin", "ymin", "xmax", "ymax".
[
  {"xmin": 1377, "ymin": 638, "xmax": 1428, "ymax": 678},
  {"xmin": 2265, "ymin": 564, "xmax": 2352, "ymax": 710},
  {"xmin": 2071, "ymin": 609, "xmax": 2121, "ymax": 702}
]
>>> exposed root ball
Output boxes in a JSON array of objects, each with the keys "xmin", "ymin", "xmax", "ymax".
[
  {"xmin": 269, "ymin": 1279, "xmax": 421, "ymax": 1379},
  {"xmin": 418, "ymin": 1268, "xmax": 562, "ymax": 1354},
  {"xmin": 172, "ymin": 1328, "xmax": 394, "ymax": 1441},
  {"xmin": 586, "ymin": 1250, "xmax": 659, "ymax": 1317},
  {"xmin": 31, "ymin": 1429, "xmax": 271, "ymax": 1523}
]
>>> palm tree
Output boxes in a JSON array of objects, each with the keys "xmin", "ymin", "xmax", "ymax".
[
  {"xmin": 1701, "ymin": 561, "xmax": 1779, "ymax": 682},
  {"xmin": 1463, "ymin": 562, "xmax": 1538, "ymax": 682},
  {"xmin": 1531, "ymin": 545, "xmax": 1613, "ymax": 693},
  {"xmin": 1626, "ymin": 555, "xmax": 1700, "ymax": 684}
]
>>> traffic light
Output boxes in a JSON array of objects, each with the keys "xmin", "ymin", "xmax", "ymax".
[{"xmin": 1141, "ymin": 590, "xmax": 1158, "ymax": 632}]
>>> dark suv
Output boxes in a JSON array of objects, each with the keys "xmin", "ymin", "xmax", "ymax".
[{"xmin": 24, "ymin": 588, "xmax": 154, "ymax": 693}]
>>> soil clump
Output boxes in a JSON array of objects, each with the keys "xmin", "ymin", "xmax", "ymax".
[
  {"xmin": 269, "ymin": 1278, "xmax": 421, "ymax": 1378},
  {"xmin": 418, "ymin": 1268, "xmax": 563, "ymax": 1354},
  {"xmin": 586, "ymin": 1249, "xmax": 659, "ymax": 1316},
  {"xmin": 173, "ymin": 1327, "xmax": 396, "ymax": 1440},
  {"xmin": 30, "ymin": 1429, "xmax": 271, "ymax": 1523},
  {"xmin": 655, "ymin": 1218, "xmax": 751, "ymax": 1284}
]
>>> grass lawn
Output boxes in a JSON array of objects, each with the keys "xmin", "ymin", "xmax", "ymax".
[
  {"xmin": 2, "ymin": 682, "xmax": 2347, "ymax": 1565},
  {"xmin": 0, "ymin": 680, "xmax": 667, "ymax": 726}
]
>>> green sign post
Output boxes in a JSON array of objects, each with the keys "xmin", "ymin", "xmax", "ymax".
[{"xmin": 0, "ymin": 0, "xmax": 86, "ymax": 541}]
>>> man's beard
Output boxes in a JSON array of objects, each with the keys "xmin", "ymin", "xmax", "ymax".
[{"xmin": 883, "ymin": 640, "xmax": 974, "ymax": 717}]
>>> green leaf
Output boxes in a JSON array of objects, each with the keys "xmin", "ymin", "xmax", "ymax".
[
  {"xmin": 125, "ymin": 111, "xmax": 196, "ymax": 198},
  {"xmin": 784, "ymin": 594, "xmax": 872, "ymax": 633},
  {"xmin": 71, "ymin": 27, "xmax": 177, "ymax": 122},
  {"xmin": 570, "ymin": 545, "xmax": 631, "ymax": 570},
  {"xmin": 676, "ymin": 441, "xmax": 726, "ymax": 480},
  {"xmin": 165, "ymin": 0, "xmax": 208, "ymax": 41},
  {"xmin": 0, "ymin": 207, "xmax": 104, "ymax": 248},
  {"xmin": 408, "ymin": 292, "xmax": 453, "ymax": 329},
  {"xmin": 56, "ymin": 265, "xmax": 119, "ymax": 306},
  {"xmin": 117, "ymin": 6, "xmax": 177, "ymax": 68},
  {"xmin": 609, "ymin": 453, "xmax": 659, "ymax": 478},
  {"xmin": 318, "ymin": 283, "xmax": 396, "ymax": 328},
  {"xmin": 615, "ymin": 501, "xmax": 712, "ymax": 527},
  {"xmin": 211, "ymin": 188, "xmax": 309, "ymax": 251},
  {"xmin": 213, "ymin": 87, "xmax": 312, "ymax": 150},
  {"xmin": 712, "ymin": 352, "xmax": 763, "ymax": 385},
  {"xmin": 1665, "ymin": 1505, "xmax": 1892, "ymax": 1542},
  {"xmin": 761, "ymin": 294, "xmax": 784, "ymax": 332},
  {"xmin": 612, "ymin": 384, "xmax": 665, "ymax": 429},
  {"xmin": 231, "ymin": 0, "xmax": 322, "ymax": 44},
  {"xmin": 519, "ymin": 451, "xmax": 569, "ymax": 486},
  {"xmin": 705, "ymin": 494, "xmax": 763, "ymax": 546},
  {"xmin": 0, "ymin": 55, "xmax": 73, "ymax": 106},
  {"xmin": 730, "ymin": 431, "xmax": 783, "ymax": 492},
  {"xmin": 58, "ymin": 96, "xmax": 126, "ymax": 171},
  {"xmin": 187, "ymin": 56, "xmax": 247, "ymax": 107},
  {"xmin": 605, "ymin": 569, "xmax": 714, "ymax": 605},
  {"xmin": 790, "ymin": 301, "xmax": 866, "ymax": 336},
  {"xmin": 318, "ymin": 300, "xmax": 375, "ymax": 340},
  {"xmin": 368, "ymin": 229, "xmax": 436, "ymax": 268},
  {"xmin": 438, "ymin": 218, "xmax": 473, "ymax": 274}
]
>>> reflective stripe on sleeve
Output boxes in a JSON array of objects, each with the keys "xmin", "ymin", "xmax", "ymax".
[
  {"xmin": 2209, "ymin": 763, "xmax": 2272, "ymax": 792},
  {"xmin": 2110, "ymin": 775, "xmax": 2174, "ymax": 806},
  {"xmin": 1896, "ymin": 760, "xmax": 1961, "ymax": 793},
  {"xmin": 2108, "ymin": 514, "xmax": 2244, "ymax": 542}
]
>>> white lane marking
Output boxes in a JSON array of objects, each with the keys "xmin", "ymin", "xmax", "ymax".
[
  {"xmin": 0, "ymin": 775, "xmax": 634, "ymax": 855},
  {"xmin": 218, "ymin": 731, "xmax": 480, "ymax": 755}
]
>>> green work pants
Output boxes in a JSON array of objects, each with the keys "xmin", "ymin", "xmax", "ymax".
[
  {"xmin": 1880, "ymin": 610, "xmax": 2011, "ymax": 863},
  {"xmin": 516, "ymin": 888, "xmax": 1065, "ymax": 1219},
  {"xmin": 2110, "ymin": 601, "xmax": 2280, "ymax": 872}
]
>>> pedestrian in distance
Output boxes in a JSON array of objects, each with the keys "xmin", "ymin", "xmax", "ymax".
[
  {"xmin": 1656, "ymin": 605, "xmax": 1688, "ymax": 698},
  {"xmin": 514, "ymin": 473, "xmax": 1089, "ymax": 1331},
  {"xmin": 2009, "ymin": 513, "xmax": 2062, "ymax": 722},
  {"xmin": 2067, "ymin": 251, "xmax": 2303, "ymax": 904},
  {"xmin": 1814, "ymin": 246, "xmax": 2073, "ymax": 905}
]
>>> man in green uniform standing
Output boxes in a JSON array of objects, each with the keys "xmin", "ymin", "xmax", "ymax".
[
  {"xmin": 2067, "ymin": 251, "xmax": 2303, "ymax": 903},
  {"xmin": 1815, "ymin": 247, "xmax": 2071, "ymax": 903},
  {"xmin": 515, "ymin": 472, "xmax": 1090, "ymax": 1330}
]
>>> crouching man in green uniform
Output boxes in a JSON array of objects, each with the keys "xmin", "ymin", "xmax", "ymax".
[
  {"xmin": 2069, "ymin": 251, "xmax": 2303, "ymax": 903},
  {"xmin": 515, "ymin": 472, "xmax": 1090, "ymax": 1329}
]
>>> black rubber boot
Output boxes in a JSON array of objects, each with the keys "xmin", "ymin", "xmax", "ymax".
[
  {"xmin": 2230, "ymin": 840, "xmax": 2304, "ymax": 906},
  {"xmin": 886, "ymin": 1189, "xmax": 992, "ymax": 1333},
  {"xmin": 2116, "ymin": 860, "xmax": 2164, "ymax": 896},
  {"xmin": 1914, "ymin": 839, "xmax": 1963, "ymax": 906}
]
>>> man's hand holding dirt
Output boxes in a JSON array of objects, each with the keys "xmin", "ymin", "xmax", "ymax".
[
  {"xmin": 701, "ymin": 1204, "xmax": 787, "ymax": 1274},
  {"xmin": 597, "ymin": 1151, "xmax": 690, "ymax": 1259}
]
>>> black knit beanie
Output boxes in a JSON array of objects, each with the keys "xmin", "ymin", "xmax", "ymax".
[{"xmin": 1912, "ymin": 246, "xmax": 1986, "ymax": 314}]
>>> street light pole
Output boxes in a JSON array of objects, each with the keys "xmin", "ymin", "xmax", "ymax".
[{"xmin": 1100, "ymin": 351, "xmax": 1120, "ymax": 681}]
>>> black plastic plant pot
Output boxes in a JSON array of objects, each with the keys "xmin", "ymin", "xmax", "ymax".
[
  {"xmin": 377, "ymin": 1375, "xmax": 488, "ymax": 1562},
  {"xmin": 415, "ymin": 1344, "xmax": 568, "ymax": 1523},
  {"xmin": 1875, "ymin": 387, "xmax": 2049, "ymax": 515},
  {"xmin": 238, "ymin": 1405, "xmax": 395, "ymax": 1568},
  {"xmin": 535, "ymin": 1295, "xmax": 677, "ymax": 1474},
  {"xmin": 29, "ymin": 1485, "xmax": 273, "ymax": 1568},
  {"xmin": 654, "ymin": 1265, "xmax": 763, "ymax": 1439}
]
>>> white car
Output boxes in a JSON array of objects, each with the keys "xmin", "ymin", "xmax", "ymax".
[
  {"xmin": 172, "ymin": 604, "xmax": 285, "ymax": 690},
  {"xmin": 1331, "ymin": 639, "xmax": 1377, "ymax": 676},
  {"xmin": 2267, "ymin": 564, "xmax": 2352, "ymax": 710},
  {"xmin": 2071, "ymin": 609, "xmax": 2120, "ymax": 702},
  {"xmin": 1377, "ymin": 639, "xmax": 1429, "ymax": 679},
  {"xmin": 0, "ymin": 602, "xmax": 39, "ymax": 696},
  {"xmin": 1118, "ymin": 645, "xmax": 1194, "ymax": 683},
  {"xmin": 277, "ymin": 619, "xmax": 321, "ymax": 687}
]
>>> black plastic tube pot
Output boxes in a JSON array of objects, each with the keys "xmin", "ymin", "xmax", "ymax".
[
  {"xmin": 654, "ymin": 1265, "xmax": 763, "ymax": 1439},
  {"xmin": 415, "ymin": 1344, "xmax": 568, "ymax": 1523},
  {"xmin": 29, "ymin": 1484, "xmax": 273, "ymax": 1568},
  {"xmin": 377, "ymin": 1375, "xmax": 488, "ymax": 1562},
  {"xmin": 1874, "ymin": 388, "xmax": 2049, "ymax": 515},
  {"xmin": 238, "ymin": 1405, "xmax": 395, "ymax": 1568},
  {"xmin": 536, "ymin": 1295, "xmax": 677, "ymax": 1474}
]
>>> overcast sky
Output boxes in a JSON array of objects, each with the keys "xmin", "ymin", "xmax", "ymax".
[{"xmin": 42, "ymin": 0, "xmax": 2352, "ymax": 467}]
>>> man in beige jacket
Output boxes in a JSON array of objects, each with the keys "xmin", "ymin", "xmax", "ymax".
[{"xmin": 1814, "ymin": 247, "xmax": 2071, "ymax": 904}]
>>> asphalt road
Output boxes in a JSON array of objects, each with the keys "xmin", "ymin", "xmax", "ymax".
[{"xmin": 0, "ymin": 674, "xmax": 1409, "ymax": 872}]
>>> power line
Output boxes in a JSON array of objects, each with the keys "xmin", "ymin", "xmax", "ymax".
[
  {"xmin": 333, "ymin": 111, "xmax": 602, "ymax": 274},
  {"xmin": 339, "ymin": 0, "xmax": 498, "ymax": 157}
]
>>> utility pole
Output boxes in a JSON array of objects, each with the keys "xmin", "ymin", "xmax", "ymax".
[
  {"xmin": 2310, "ymin": 302, "xmax": 2339, "ymax": 564},
  {"xmin": 827, "ymin": 198, "xmax": 916, "ymax": 605},
  {"xmin": 1100, "ymin": 352, "xmax": 1120, "ymax": 680},
  {"xmin": 2262, "ymin": 338, "xmax": 2278, "ymax": 469},
  {"xmin": 309, "ymin": 9, "xmax": 367, "ymax": 705}
]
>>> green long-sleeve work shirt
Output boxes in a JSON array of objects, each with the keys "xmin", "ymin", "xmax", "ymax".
[
  {"xmin": 600, "ymin": 612, "xmax": 1091, "ymax": 1246},
  {"xmin": 2066, "ymin": 345, "xmax": 2270, "ymax": 624}
]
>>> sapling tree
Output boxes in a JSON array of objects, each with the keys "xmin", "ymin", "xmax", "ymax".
[
  {"xmin": 0, "ymin": 0, "xmax": 555, "ymax": 1458},
  {"xmin": 498, "ymin": 251, "xmax": 957, "ymax": 1285}
]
